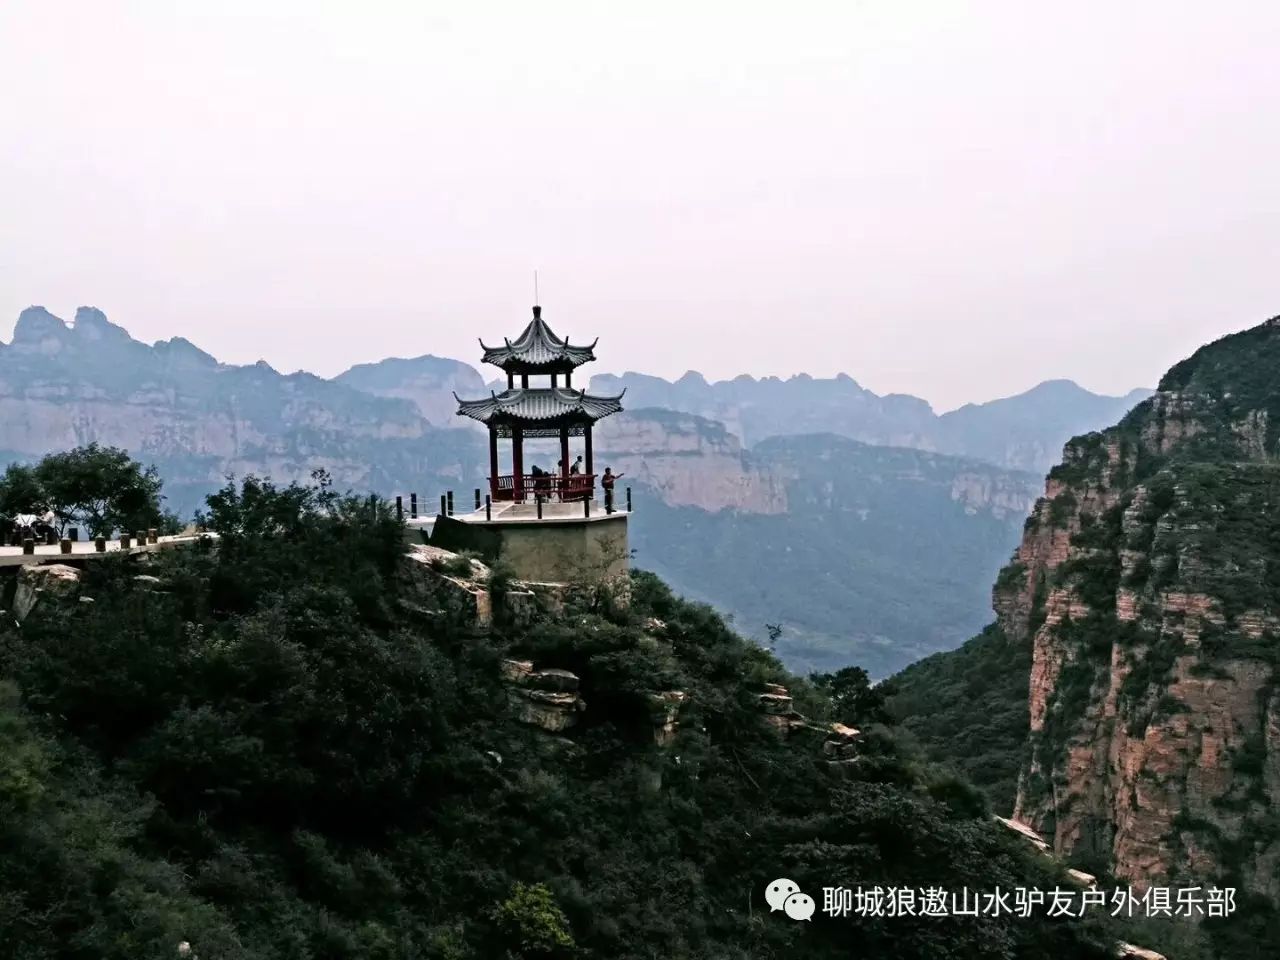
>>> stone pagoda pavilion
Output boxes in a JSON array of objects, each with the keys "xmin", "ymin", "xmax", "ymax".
[
  {"xmin": 454, "ymin": 305, "xmax": 625, "ymax": 503},
  {"xmin": 430, "ymin": 305, "xmax": 630, "ymax": 585}
]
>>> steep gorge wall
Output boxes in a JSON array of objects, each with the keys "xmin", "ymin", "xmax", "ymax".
[
  {"xmin": 998, "ymin": 318, "xmax": 1280, "ymax": 899},
  {"xmin": 594, "ymin": 409, "xmax": 787, "ymax": 514}
]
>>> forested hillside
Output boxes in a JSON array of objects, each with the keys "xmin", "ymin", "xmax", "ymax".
[{"xmin": 0, "ymin": 470, "xmax": 1166, "ymax": 959}]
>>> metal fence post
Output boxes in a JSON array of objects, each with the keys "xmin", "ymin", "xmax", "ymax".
[
  {"xmin": 440, "ymin": 494, "xmax": 447, "ymax": 517},
  {"xmin": 584, "ymin": 496, "xmax": 591, "ymax": 518},
  {"xmin": 410, "ymin": 493, "xmax": 418, "ymax": 519},
  {"xmin": 536, "ymin": 494, "xmax": 543, "ymax": 519},
  {"xmin": 474, "ymin": 488, "xmax": 481, "ymax": 510},
  {"xmin": 626, "ymin": 486, "xmax": 633, "ymax": 512},
  {"xmin": 395, "ymin": 495, "xmax": 403, "ymax": 521},
  {"xmin": 447, "ymin": 490, "xmax": 454, "ymax": 516},
  {"xmin": 485, "ymin": 494, "xmax": 492, "ymax": 521}
]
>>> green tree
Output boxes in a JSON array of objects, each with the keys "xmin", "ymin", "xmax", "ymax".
[
  {"xmin": 0, "ymin": 463, "xmax": 46, "ymax": 518},
  {"xmin": 491, "ymin": 883, "xmax": 575, "ymax": 958},
  {"xmin": 811, "ymin": 664, "xmax": 890, "ymax": 726},
  {"xmin": 33, "ymin": 443, "xmax": 168, "ymax": 535}
]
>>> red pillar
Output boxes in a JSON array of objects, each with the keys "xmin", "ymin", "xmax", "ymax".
[
  {"xmin": 584, "ymin": 424, "xmax": 594, "ymax": 483},
  {"xmin": 512, "ymin": 426, "xmax": 525, "ymax": 501},
  {"xmin": 559, "ymin": 426, "xmax": 570, "ymax": 501},
  {"xmin": 488, "ymin": 425, "xmax": 499, "ymax": 498}
]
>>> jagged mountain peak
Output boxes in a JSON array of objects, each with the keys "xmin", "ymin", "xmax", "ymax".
[
  {"xmin": 152, "ymin": 336, "xmax": 219, "ymax": 367},
  {"xmin": 13, "ymin": 305, "xmax": 71, "ymax": 344}
]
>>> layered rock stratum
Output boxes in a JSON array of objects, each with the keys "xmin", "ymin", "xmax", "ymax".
[{"xmin": 996, "ymin": 317, "xmax": 1280, "ymax": 899}]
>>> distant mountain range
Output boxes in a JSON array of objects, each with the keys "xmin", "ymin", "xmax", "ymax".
[
  {"xmin": 0, "ymin": 305, "xmax": 1150, "ymax": 672},
  {"xmin": 588, "ymin": 369, "xmax": 1152, "ymax": 474},
  {"xmin": 0, "ymin": 307, "xmax": 485, "ymax": 510}
]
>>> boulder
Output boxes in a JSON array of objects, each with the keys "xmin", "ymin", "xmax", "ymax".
[
  {"xmin": 1116, "ymin": 944, "xmax": 1166, "ymax": 960},
  {"xmin": 502, "ymin": 660, "xmax": 586, "ymax": 732},
  {"xmin": 501, "ymin": 659, "xmax": 535, "ymax": 683},
  {"xmin": 1066, "ymin": 868, "xmax": 1097, "ymax": 888},
  {"xmin": 526, "ymin": 668, "xmax": 580, "ymax": 693},
  {"xmin": 994, "ymin": 815, "xmax": 1051, "ymax": 852},
  {"xmin": 508, "ymin": 687, "xmax": 584, "ymax": 733},
  {"xmin": 14, "ymin": 563, "xmax": 80, "ymax": 621}
]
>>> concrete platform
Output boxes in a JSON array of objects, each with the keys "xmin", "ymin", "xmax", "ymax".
[
  {"xmin": 0, "ymin": 534, "xmax": 209, "ymax": 567},
  {"xmin": 406, "ymin": 499, "xmax": 629, "ymax": 534},
  {"xmin": 422, "ymin": 501, "xmax": 630, "ymax": 583}
]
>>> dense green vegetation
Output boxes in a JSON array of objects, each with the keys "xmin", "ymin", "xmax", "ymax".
[
  {"xmin": 0, "ymin": 468, "xmax": 1148, "ymax": 959},
  {"xmin": 886, "ymin": 624, "xmax": 1031, "ymax": 814}
]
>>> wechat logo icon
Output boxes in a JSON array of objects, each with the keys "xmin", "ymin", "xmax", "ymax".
[{"xmin": 765, "ymin": 878, "xmax": 816, "ymax": 921}]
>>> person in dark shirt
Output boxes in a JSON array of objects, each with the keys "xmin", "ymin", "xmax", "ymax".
[{"xmin": 601, "ymin": 467, "xmax": 625, "ymax": 513}]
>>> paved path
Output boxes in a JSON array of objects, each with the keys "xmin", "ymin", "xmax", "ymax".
[{"xmin": 0, "ymin": 534, "xmax": 208, "ymax": 568}]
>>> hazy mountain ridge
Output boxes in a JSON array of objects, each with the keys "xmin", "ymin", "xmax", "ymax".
[
  {"xmin": 587, "ymin": 369, "xmax": 1152, "ymax": 473},
  {"xmin": 0, "ymin": 307, "xmax": 486, "ymax": 511},
  {"xmin": 333, "ymin": 354, "xmax": 488, "ymax": 426},
  {"xmin": 629, "ymin": 432, "xmax": 1043, "ymax": 675},
  {"xmin": 938, "ymin": 379, "xmax": 1155, "ymax": 472},
  {"xmin": 366, "ymin": 358, "xmax": 1150, "ymax": 476}
]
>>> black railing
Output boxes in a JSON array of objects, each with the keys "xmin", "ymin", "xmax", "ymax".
[{"xmin": 390, "ymin": 484, "xmax": 633, "ymax": 521}]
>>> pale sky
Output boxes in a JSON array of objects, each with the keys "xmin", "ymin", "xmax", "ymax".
[{"xmin": 2, "ymin": 1, "xmax": 1278, "ymax": 410}]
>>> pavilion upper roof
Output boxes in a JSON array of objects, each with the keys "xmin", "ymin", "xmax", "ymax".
[
  {"xmin": 479, "ymin": 306, "xmax": 597, "ymax": 371},
  {"xmin": 454, "ymin": 386, "xmax": 624, "ymax": 426}
]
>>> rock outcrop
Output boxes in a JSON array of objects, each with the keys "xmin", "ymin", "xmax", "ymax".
[
  {"xmin": 501, "ymin": 659, "xmax": 586, "ymax": 733},
  {"xmin": 997, "ymin": 317, "xmax": 1280, "ymax": 902},
  {"xmin": 13, "ymin": 563, "xmax": 81, "ymax": 621},
  {"xmin": 594, "ymin": 409, "xmax": 787, "ymax": 514}
]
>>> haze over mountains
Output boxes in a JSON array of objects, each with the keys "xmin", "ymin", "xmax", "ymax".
[{"xmin": 0, "ymin": 305, "xmax": 1150, "ymax": 672}]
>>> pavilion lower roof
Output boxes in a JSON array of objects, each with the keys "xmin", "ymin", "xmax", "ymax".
[{"xmin": 454, "ymin": 386, "xmax": 624, "ymax": 432}]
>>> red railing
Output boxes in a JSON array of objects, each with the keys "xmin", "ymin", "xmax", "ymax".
[{"xmin": 492, "ymin": 473, "xmax": 595, "ymax": 502}]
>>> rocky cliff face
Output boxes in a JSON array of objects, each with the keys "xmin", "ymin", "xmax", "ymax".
[
  {"xmin": 333, "ymin": 354, "xmax": 488, "ymax": 427},
  {"xmin": 594, "ymin": 408, "xmax": 787, "ymax": 514},
  {"xmin": 1000, "ymin": 317, "xmax": 1280, "ymax": 899}
]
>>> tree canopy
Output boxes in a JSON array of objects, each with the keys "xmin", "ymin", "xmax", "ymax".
[{"xmin": 0, "ymin": 443, "xmax": 171, "ymax": 536}]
